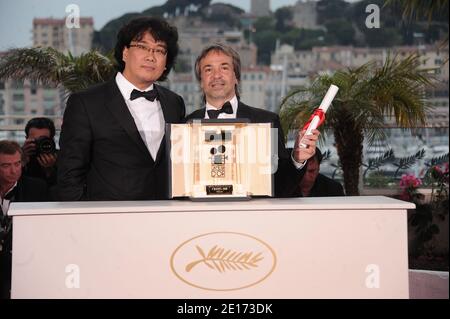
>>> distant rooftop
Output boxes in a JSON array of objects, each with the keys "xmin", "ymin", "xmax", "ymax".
[{"xmin": 33, "ymin": 17, "xmax": 94, "ymax": 26}]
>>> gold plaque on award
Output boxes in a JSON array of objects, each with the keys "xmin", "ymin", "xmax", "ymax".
[{"xmin": 167, "ymin": 120, "xmax": 274, "ymax": 200}]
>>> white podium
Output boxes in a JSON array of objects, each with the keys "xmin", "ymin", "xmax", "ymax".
[{"xmin": 8, "ymin": 196, "xmax": 414, "ymax": 299}]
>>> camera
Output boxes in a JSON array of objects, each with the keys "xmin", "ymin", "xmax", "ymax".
[{"xmin": 34, "ymin": 136, "xmax": 56, "ymax": 156}]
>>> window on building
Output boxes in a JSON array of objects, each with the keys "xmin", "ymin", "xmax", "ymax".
[
  {"xmin": 11, "ymin": 80, "xmax": 23, "ymax": 89},
  {"xmin": 30, "ymin": 80, "xmax": 38, "ymax": 95},
  {"xmin": 12, "ymin": 105, "xmax": 25, "ymax": 114},
  {"xmin": 44, "ymin": 109, "xmax": 55, "ymax": 116},
  {"xmin": 13, "ymin": 94, "xmax": 24, "ymax": 101}
]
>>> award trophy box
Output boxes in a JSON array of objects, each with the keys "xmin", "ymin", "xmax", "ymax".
[{"xmin": 167, "ymin": 120, "xmax": 275, "ymax": 200}]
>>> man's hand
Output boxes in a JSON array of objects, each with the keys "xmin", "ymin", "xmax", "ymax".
[
  {"xmin": 293, "ymin": 129, "xmax": 320, "ymax": 163},
  {"xmin": 22, "ymin": 138, "xmax": 36, "ymax": 164},
  {"xmin": 37, "ymin": 153, "xmax": 57, "ymax": 168}
]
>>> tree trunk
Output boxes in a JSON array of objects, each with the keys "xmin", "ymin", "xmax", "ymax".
[{"xmin": 333, "ymin": 118, "xmax": 364, "ymax": 196}]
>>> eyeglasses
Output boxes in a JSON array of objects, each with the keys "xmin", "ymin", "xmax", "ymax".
[{"xmin": 129, "ymin": 43, "xmax": 167, "ymax": 57}]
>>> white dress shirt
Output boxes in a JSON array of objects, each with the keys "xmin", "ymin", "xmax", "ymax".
[
  {"xmin": 115, "ymin": 72, "xmax": 165, "ymax": 161},
  {"xmin": 203, "ymin": 96, "xmax": 306, "ymax": 169}
]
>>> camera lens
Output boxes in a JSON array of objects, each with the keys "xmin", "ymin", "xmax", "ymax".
[
  {"xmin": 218, "ymin": 145, "xmax": 226, "ymax": 153},
  {"xmin": 34, "ymin": 136, "xmax": 56, "ymax": 155}
]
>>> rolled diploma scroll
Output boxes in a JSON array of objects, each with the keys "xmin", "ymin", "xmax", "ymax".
[{"xmin": 300, "ymin": 84, "xmax": 339, "ymax": 148}]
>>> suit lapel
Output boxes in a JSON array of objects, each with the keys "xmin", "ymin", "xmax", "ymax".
[
  {"xmin": 105, "ymin": 80, "xmax": 153, "ymax": 161},
  {"xmin": 153, "ymin": 84, "xmax": 179, "ymax": 164},
  {"xmin": 155, "ymin": 84, "xmax": 177, "ymax": 123},
  {"xmin": 236, "ymin": 101, "xmax": 253, "ymax": 121},
  {"xmin": 188, "ymin": 108, "xmax": 207, "ymax": 120}
]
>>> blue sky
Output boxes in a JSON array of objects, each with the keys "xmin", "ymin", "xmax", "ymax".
[{"xmin": 0, "ymin": 0, "xmax": 307, "ymax": 50}]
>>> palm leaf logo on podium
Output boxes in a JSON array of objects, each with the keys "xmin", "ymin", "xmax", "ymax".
[{"xmin": 185, "ymin": 245, "xmax": 264, "ymax": 273}]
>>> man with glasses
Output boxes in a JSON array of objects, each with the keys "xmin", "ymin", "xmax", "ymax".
[{"xmin": 58, "ymin": 17, "xmax": 186, "ymax": 200}]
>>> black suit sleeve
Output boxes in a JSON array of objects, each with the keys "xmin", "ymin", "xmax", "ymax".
[
  {"xmin": 178, "ymin": 95, "xmax": 186, "ymax": 120},
  {"xmin": 330, "ymin": 179, "xmax": 345, "ymax": 196},
  {"xmin": 14, "ymin": 177, "xmax": 49, "ymax": 202},
  {"xmin": 314, "ymin": 174, "xmax": 345, "ymax": 197},
  {"xmin": 57, "ymin": 94, "xmax": 92, "ymax": 201},
  {"xmin": 272, "ymin": 115, "xmax": 305, "ymax": 197}
]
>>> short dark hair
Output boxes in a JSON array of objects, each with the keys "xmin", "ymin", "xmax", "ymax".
[
  {"xmin": 114, "ymin": 16, "xmax": 179, "ymax": 82},
  {"xmin": 25, "ymin": 117, "xmax": 56, "ymax": 138},
  {"xmin": 194, "ymin": 43, "xmax": 241, "ymax": 99},
  {"xmin": 0, "ymin": 140, "xmax": 23, "ymax": 156}
]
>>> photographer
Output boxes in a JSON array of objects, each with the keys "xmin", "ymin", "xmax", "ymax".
[{"xmin": 22, "ymin": 117, "xmax": 58, "ymax": 187}]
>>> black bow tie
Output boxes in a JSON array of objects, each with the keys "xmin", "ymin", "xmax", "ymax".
[
  {"xmin": 130, "ymin": 89, "xmax": 158, "ymax": 102},
  {"xmin": 207, "ymin": 102, "xmax": 233, "ymax": 119}
]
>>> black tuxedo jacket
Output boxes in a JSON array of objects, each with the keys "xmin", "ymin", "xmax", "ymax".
[
  {"xmin": 12, "ymin": 176, "xmax": 49, "ymax": 202},
  {"xmin": 185, "ymin": 101, "xmax": 304, "ymax": 197},
  {"xmin": 292, "ymin": 173, "xmax": 345, "ymax": 197},
  {"xmin": 309, "ymin": 174, "xmax": 345, "ymax": 197},
  {"xmin": 57, "ymin": 78, "xmax": 185, "ymax": 201}
]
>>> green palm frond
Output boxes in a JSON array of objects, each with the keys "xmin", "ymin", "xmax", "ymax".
[
  {"xmin": 362, "ymin": 149, "xmax": 395, "ymax": 177},
  {"xmin": 425, "ymin": 153, "xmax": 449, "ymax": 168},
  {"xmin": 0, "ymin": 47, "xmax": 116, "ymax": 93},
  {"xmin": 384, "ymin": 0, "xmax": 449, "ymax": 22},
  {"xmin": 0, "ymin": 47, "xmax": 68, "ymax": 85},
  {"xmin": 60, "ymin": 50, "xmax": 116, "ymax": 92},
  {"xmin": 393, "ymin": 149, "xmax": 427, "ymax": 177},
  {"xmin": 321, "ymin": 149, "xmax": 332, "ymax": 161},
  {"xmin": 279, "ymin": 52, "xmax": 436, "ymax": 195}
]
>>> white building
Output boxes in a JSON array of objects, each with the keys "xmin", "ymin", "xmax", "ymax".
[
  {"xmin": 33, "ymin": 17, "xmax": 94, "ymax": 56},
  {"xmin": 1, "ymin": 17, "xmax": 94, "ymax": 135},
  {"xmin": 293, "ymin": 0, "xmax": 321, "ymax": 30},
  {"xmin": 250, "ymin": 0, "xmax": 271, "ymax": 17}
]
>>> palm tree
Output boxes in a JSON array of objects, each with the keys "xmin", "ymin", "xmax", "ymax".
[
  {"xmin": 0, "ymin": 47, "xmax": 116, "ymax": 93},
  {"xmin": 279, "ymin": 54, "xmax": 436, "ymax": 195},
  {"xmin": 386, "ymin": 0, "xmax": 449, "ymax": 49},
  {"xmin": 385, "ymin": 0, "xmax": 449, "ymax": 22}
]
